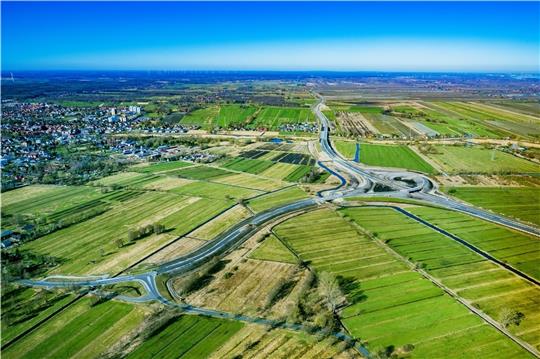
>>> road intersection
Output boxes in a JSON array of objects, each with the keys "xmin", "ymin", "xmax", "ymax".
[{"xmin": 17, "ymin": 96, "xmax": 540, "ymax": 359}]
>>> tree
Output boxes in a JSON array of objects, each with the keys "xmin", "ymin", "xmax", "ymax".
[
  {"xmin": 499, "ymin": 309, "xmax": 525, "ymax": 328},
  {"xmin": 154, "ymin": 223, "xmax": 164, "ymax": 234},
  {"xmin": 115, "ymin": 238, "xmax": 124, "ymax": 248},
  {"xmin": 127, "ymin": 230, "xmax": 137, "ymax": 242},
  {"xmin": 144, "ymin": 224, "xmax": 153, "ymax": 235},
  {"xmin": 318, "ymin": 272, "xmax": 344, "ymax": 312}
]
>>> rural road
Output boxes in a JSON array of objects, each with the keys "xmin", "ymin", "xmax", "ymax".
[
  {"xmin": 22, "ymin": 96, "xmax": 539, "ymax": 292},
  {"xmin": 17, "ymin": 96, "xmax": 540, "ymax": 359}
]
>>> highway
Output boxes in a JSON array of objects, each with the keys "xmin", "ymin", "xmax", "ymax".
[
  {"xmin": 314, "ymin": 99, "xmax": 540, "ymax": 237},
  {"xmin": 22, "ymin": 96, "xmax": 539, "ymax": 292},
  {"xmin": 18, "ymin": 96, "xmax": 540, "ymax": 358}
]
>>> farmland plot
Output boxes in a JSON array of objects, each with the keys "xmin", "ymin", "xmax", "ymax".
[
  {"xmin": 1, "ymin": 185, "xmax": 100, "ymax": 214},
  {"xmin": 3, "ymin": 297, "xmax": 146, "ymax": 359},
  {"xmin": 130, "ymin": 160, "xmax": 193, "ymax": 174},
  {"xmin": 212, "ymin": 172, "xmax": 285, "ymax": 191},
  {"xmin": 170, "ymin": 180, "xmax": 262, "ymax": 200},
  {"xmin": 259, "ymin": 162, "xmax": 298, "ymax": 180},
  {"xmin": 425, "ymin": 145, "xmax": 539, "ymax": 174},
  {"xmin": 185, "ymin": 258, "xmax": 301, "ymax": 316},
  {"xmin": 249, "ymin": 234, "xmax": 297, "ymax": 264},
  {"xmin": 247, "ymin": 186, "xmax": 309, "ymax": 213},
  {"xmin": 358, "ymin": 143, "xmax": 435, "ymax": 173},
  {"xmin": 189, "ymin": 204, "xmax": 251, "ymax": 240},
  {"xmin": 408, "ymin": 207, "xmax": 540, "ymax": 281},
  {"xmin": 1, "ymin": 287, "xmax": 75, "ymax": 346},
  {"xmin": 126, "ymin": 315, "xmax": 243, "ymax": 359},
  {"xmin": 250, "ymin": 106, "xmax": 314, "ymax": 129},
  {"xmin": 275, "ymin": 209, "xmax": 527, "ymax": 357},
  {"xmin": 222, "ymin": 158, "xmax": 274, "ymax": 174},
  {"xmin": 344, "ymin": 207, "xmax": 540, "ymax": 351},
  {"xmin": 22, "ymin": 192, "xmax": 198, "ymax": 275},
  {"xmin": 448, "ymin": 187, "xmax": 540, "ymax": 226},
  {"xmin": 91, "ymin": 172, "xmax": 161, "ymax": 188},
  {"xmin": 0, "ymin": 185, "xmax": 127, "ymax": 230},
  {"xmin": 271, "ymin": 152, "xmax": 315, "ymax": 166},
  {"xmin": 216, "ymin": 104, "xmax": 258, "ymax": 128},
  {"xmin": 396, "ymin": 102, "xmax": 500, "ymax": 138},
  {"xmin": 160, "ymin": 197, "xmax": 234, "ymax": 236},
  {"xmin": 336, "ymin": 112, "xmax": 377, "ymax": 137},
  {"xmin": 181, "ymin": 106, "xmax": 220, "ymax": 128},
  {"xmin": 334, "ymin": 140, "xmax": 357, "ymax": 159},
  {"xmin": 209, "ymin": 323, "xmax": 360, "ymax": 359},
  {"xmin": 169, "ymin": 165, "xmax": 234, "ymax": 180},
  {"xmin": 284, "ymin": 165, "xmax": 313, "ymax": 182},
  {"xmin": 335, "ymin": 142, "xmax": 434, "ymax": 173},
  {"xmin": 362, "ymin": 113, "xmax": 410, "ymax": 137}
]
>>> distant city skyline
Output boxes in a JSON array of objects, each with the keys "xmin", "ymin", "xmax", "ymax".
[{"xmin": 2, "ymin": 1, "xmax": 539, "ymax": 72}]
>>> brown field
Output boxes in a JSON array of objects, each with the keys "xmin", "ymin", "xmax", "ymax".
[
  {"xmin": 209, "ymin": 324, "xmax": 360, "ymax": 359},
  {"xmin": 185, "ymin": 258, "xmax": 304, "ymax": 317},
  {"xmin": 336, "ymin": 112, "xmax": 378, "ymax": 137},
  {"xmin": 139, "ymin": 237, "xmax": 206, "ymax": 266}
]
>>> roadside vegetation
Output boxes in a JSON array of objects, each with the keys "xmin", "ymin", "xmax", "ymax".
[
  {"xmin": 445, "ymin": 186, "xmax": 540, "ymax": 226},
  {"xmin": 273, "ymin": 208, "xmax": 529, "ymax": 357}
]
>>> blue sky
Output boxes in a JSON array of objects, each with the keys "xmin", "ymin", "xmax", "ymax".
[{"xmin": 2, "ymin": 1, "xmax": 539, "ymax": 72}]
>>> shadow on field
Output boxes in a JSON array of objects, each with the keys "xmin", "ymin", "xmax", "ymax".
[{"xmin": 337, "ymin": 276, "xmax": 367, "ymax": 305}]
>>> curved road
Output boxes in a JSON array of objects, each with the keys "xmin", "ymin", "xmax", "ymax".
[{"xmin": 18, "ymin": 96, "xmax": 540, "ymax": 357}]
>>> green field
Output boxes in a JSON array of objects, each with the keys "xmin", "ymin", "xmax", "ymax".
[
  {"xmin": 407, "ymin": 206, "xmax": 540, "ymax": 281},
  {"xmin": 259, "ymin": 162, "xmax": 298, "ymax": 180},
  {"xmin": 181, "ymin": 106, "xmax": 220, "ymax": 128},
  {"xmin": 170, "ymin": 180, "xmax": 262, "ymax": 200},
  {"xmin": 250, "ymin": 106, "xmax": 314, "ymax": 129},
  {"xmin": 215, "ymin": 104, "xmax": 258, "ymax": 128},
  {"xmin": 126, "ymin": 315, "xmax": 243, "ymax": 359},
  {"xmin": 21, "ymin": 192, "xmax": 231, "ymax": 275},
  {"xmin": 190, "ymin": 205, "xmax": 250, "ymax": 240},
  {"xmin": 169, "ymin": 166, "xmax": 234, "ymax": 180},
  {"xmin": 363, "ymin": 113, "xmax": 410, "ymax": 137},
  {"xmin": 131, "ymin": 160, "xmax": 193, "ymax": 174},
  {"xmin": 284, "ymin": 165, "xmax": 313, "ymax": 182},
  {"xmin": 2, "ymin": 185, "xmax": 105, "ymax": 218},
  {"xmin": 91, "ymin": 172, "xmax": 161, "ymax": 188},
  {"xmin": 181, "ymin": 105, "xmax": 315, "ymax": 130},
  {"xmin": 159, "ymin": 197, "xmax": 233, "ymax": 236},
  {"xmin": 334, "ymin": 140, "xmax": 357, "ymax": 159},
  {"xmin": 447, "ymin": 187, "xmax": 540, "ymax": 226},
  {"xmin": 432, "ymin": 102, "xmax": 540, "ymax": 139},
  {"xmin": 3, "ymin": 297, "xmax": 146, "ymax": 359},
  {"xmin": 247, "ymin": 186, "xmax": 309, "ymax": 213},
  {"xmin": 426, "ymin": 145, "xmax": 539, "ymax": 174},
  {"xmin": 335, "ymin": 142, "xmax": 435, "ymax": 173},
  {"xmin": 343, "ymin": 206, "xmax": 540, "ymax": 350},
  {"xmin": 222, "ymin": 158, "xmax": 274, "ymax": 174},
  {"xmin": 213, "ymin": 172, "xmax": 285, "ymax": 191},
  {"xmin": 1, "ymin": 287, "xmax": 75, "ymax": 346},
  {"xmin": 1, "ymin": 185, "xmax": 141, "ymax": 230},
  {"xmin": 394, "ymin": 103, "xmax": 504, "ymax": 138},
  {"xmin": 249, "ymin": 234, "xmax": 297, "ymax": 264},
  {"xmin": 275, "ymin": 209, "xmax": 527, "ymax": 357}
]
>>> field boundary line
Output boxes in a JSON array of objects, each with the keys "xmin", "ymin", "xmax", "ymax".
[
  {"xmin": 388, "ymin": 205, "xmax": 540, "ymax": 287},
  {"xmin": 269, "ymin": 207, "xmax": 371, "ymax": 359},
  {"xmin": 116, "ymin": 202, "xmax": 238, "ymax": 276},
  {"xmin": 341, "ymin": 206, "xmax": 540, "ymax": 358},
  {"xmin": 1, "ymin": 293, "xmax": 86, "ymax": 349}
]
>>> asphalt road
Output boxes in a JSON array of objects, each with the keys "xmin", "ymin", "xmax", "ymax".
[{"xmin": 20, "ymin": 96, "xmax": 539, "ymax": 314}]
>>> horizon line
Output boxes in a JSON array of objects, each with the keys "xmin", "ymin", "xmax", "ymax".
[{"xmin": 3, "ymin": 69, "xmax": 540, "ymax": 75}]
